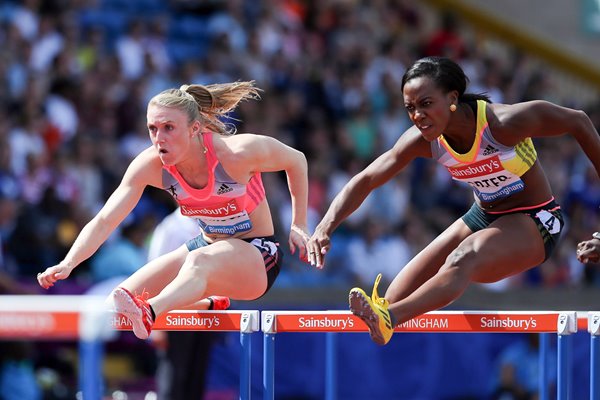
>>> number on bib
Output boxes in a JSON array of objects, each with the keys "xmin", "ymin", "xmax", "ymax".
[{"xmin": 535, "ymin": 210, "xmax": 560, "ymax": 235}]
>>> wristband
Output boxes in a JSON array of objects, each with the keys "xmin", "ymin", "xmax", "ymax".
[{"xmin": 593, "ymin": 232, "xmax": 600, "ymax": 240}]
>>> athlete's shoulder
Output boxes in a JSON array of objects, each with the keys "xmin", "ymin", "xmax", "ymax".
[
  {"xmin": 130, "ymin": 146, "xmax": 161, "ymax": 169},
  {"xmin": 393, "ymin": 125, "xmax": 432, "ymax": 159},
  {"xmin": 484, "ymin": 102, "xmax": 536, "ymax": 141},
  {"xmin": 487, "ymin": 100, "xmax": 553, "ymax": 127},
  {"xmin": 125, "ymin": 146, "xmax": 163, "ymax": 187},
  {"xmin": 136, "ymin": 145, "xmax": 161, "ymax": 160},
  {"xmin": 214, "ymin": 132, "xmax": 261, "ymax": 153}
]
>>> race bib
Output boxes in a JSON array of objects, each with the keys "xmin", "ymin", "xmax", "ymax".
[
  {"xmin": 448, "ymin": 156, "xmax": 525, "ymax": 202},
  {"xmin": 535, "ymin": 209, "xmax": 561, "ymax": 235},
  {"xmin": 180, "ymin": 199, "xmax": 253, "ymax": 236}
]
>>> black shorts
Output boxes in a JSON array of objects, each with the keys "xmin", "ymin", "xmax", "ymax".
[
  {"xmin": 185, "ymin": 235, "xmax": 283, "ymax": 297},
  {"xmin": 461, "ymin": 199, "xmax": 564, "ymax": 261}
]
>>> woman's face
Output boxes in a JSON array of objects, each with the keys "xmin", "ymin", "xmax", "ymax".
[
  {"xmin": 403, "ymin": 76, "xmax": 456, "ymax": 141},
  {"xmin": 147, "ymin": 104, "xmax": 198, "ymax": 166}
]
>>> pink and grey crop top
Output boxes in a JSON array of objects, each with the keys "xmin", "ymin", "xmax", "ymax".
[
  {"xmin": 162, "ymin": 133, "xmax": 266, "ymax": 236},
  {"xmin": 430, "ymin": 100, "xmax": 537, "ymax": 202}
]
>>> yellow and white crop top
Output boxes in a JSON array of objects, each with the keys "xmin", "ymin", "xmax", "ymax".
[{"xmin": 430, "ymin": 100, "xmax": 537, "ymax": 202}]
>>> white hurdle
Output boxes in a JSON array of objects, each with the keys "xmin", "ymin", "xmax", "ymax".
[
  {"xmin": 0, "ymin": 295, "xmax": 260, "ymax": 400},
  {"xmin": 0, "ymin": 295, "xmax": 112, "ymax": 399},
  {"xmin": 588, "ymin": 312, "xmax": 600, "ymax": 400},
  {"xmin": 112, "ymin": 308, "xmax": 260, "ymax": 400},
  {"xmin": 3, "ymin": 298, "xmax": 597, "ymax": 399},
  {"xmin": 261, "ymin": 310, "xmax": 578, "ymax": 400}
]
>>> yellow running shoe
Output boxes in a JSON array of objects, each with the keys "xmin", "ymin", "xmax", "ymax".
[{"xmin": 349, "ymin": 273, "xmax": 394, "ymax": 345}]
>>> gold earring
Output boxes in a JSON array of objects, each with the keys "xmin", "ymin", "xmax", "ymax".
[{"xmin": 450, "ymin": 104, "xmax": 457, "ymax": 112}]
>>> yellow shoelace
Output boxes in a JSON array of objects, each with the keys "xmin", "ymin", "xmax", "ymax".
[{"xmin": 371, "ymin": 273, "xmax": 389, "ymax": 308}]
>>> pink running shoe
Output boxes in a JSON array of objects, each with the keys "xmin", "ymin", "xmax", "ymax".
[
  {"xmin": 208, "ymin": 296, "xmax": 230, "ymax": 310},
  {"xmin": 113, "ymin": 287, "xmax": 154, "ymax": 340}
]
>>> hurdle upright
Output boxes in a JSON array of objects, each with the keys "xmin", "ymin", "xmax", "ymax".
[
  {"xmin": 0, "ymin": 295, "xmax": 113, "ymax": 400},
  {"xmin": 589, "ymin": 312, "xmax": 600, "ymax": 400},
  {"xmin": 113, "ymin": 309, "xmax": 260, "ymax": 400},
  {"xmin": 0, "ymin": 296, "xmax": 260, "ymax": 400},
  {"xmin": 261, "ymin": 310, "xmax": 577, "ymax": 400}
]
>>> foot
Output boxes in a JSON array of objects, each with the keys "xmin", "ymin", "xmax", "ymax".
[
  {"xmin": 208, "ymin": 296, "xmax": 230, "ymax": 310},
  {"xmin": 349, "ymin": 274, "xmax": 394, "ymax": 345},
  {"xmin": 112, "ymin": 287, "xmax": 154, "ymax": 340}
]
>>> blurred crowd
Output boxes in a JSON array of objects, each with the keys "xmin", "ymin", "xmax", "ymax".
[
  {"xmin": 0, "ymin": 0, "xmax": 599, "ymax": 398},
  {"xmin": 0, "ymin": 0, "xmax": 599, "ymax": 295}
]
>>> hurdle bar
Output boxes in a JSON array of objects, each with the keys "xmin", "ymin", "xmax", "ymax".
[
  {"xmin": 0, "ymin": 295, "xmax": 113, "ymax": 400},
  {"xmin": 112, "ymin": 309, "xmax": 260, "ymax": 400},
  {"xmin": 261, "ymin": 310, "xmax": 577, "ymax": 400},
  {"xmin": 0, "ymin": 296, "xmax": 260, "ymax": 400}
]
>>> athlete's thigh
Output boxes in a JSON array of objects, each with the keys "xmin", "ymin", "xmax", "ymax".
[
  {"xmin": 385, "ymin": 218, "xmax": 473, "ymax": 302},
  {"xmin": 193, "ymin": 239, "xmax": 268, "ymax": 300},
  {"xmin": 465, "ymin": 213, "xmax": 545, "ymax": 283},
  {"xmin": 118, "ymin": 245, "xmax": 189, "ymax": 296}
]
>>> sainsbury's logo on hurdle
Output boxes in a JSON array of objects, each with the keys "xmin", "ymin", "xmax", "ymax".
[
  {"xmin": 165, "ymin": 314, "xmax": 220, "ymax": 328},
  {"xmin": 0, "ymin": 312, "xmax": 56, "ymax": 332},
  {"xmin": 480, "ymin": 316, "xmax": 537, "ymax": 330},
  {"xmin": 395, "ymin": 313, "xmax": 545, "ymax": 332},
  {"xmin": 111, "ymin": 313, "xmax": 221, "ymax": 330},
  {"xmin": 298, "ymin": 316, "xmax": 355, "ymax": 329}
]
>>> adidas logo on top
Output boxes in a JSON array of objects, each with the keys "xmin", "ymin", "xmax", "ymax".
[
  {"xmin": 217, "ymin": 183, "xmax": 234, "ymax": 195},
  {"xmin": 482, "ymin": 145, "xmax": 498, "ymax": 156}
]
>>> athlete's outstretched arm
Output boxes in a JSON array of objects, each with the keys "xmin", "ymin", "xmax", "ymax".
[
  {"xmin": 235, "ymin": 134, "xmax": 310, "ymax": 261},
  {"xmin": 577, "ymin": 232, "xmax": 600, "ymax": 264},
  {"xmin": 308, "ymin": 128, "xmax": 429, "ymax": 267},
  {"xmin": 493, "ymin": 101, "xmax": 600, "ymax": 178},
  {"xmin": 37, "ymin": 148, "xmax": 161, "ymax": 289}
]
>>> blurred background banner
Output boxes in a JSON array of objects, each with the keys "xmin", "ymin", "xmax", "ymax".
[{"xmin": 582, "ymin": 0, "xmax": 600, "ymax": 34}]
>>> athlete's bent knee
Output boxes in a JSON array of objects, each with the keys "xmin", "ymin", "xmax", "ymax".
[
  {"xmin": 182, "ymin": 251, "xmax": 210, "ymax": 276},
  {"xmin": 186, "ymin": 248, "xmax": 210, "ymax": 264},
  {"xmin": 440, "ymin": 246, "xmax": 478, "ymax": 280}
]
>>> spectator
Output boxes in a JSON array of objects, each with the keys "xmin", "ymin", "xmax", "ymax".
[
  {"xmin": 148, "ymin": 208, "xmax": 221, "ymax": 400},
  {"xmin": 424, "ymin": 11, "xmax": 467, "ymax": 60},
  {"xmin": 346, "ymin": 219, "xmax": 412, "ymax": 286},
  {"xmin": 90, "ymin": 216, "xmax": 153, "ymax": 284},
  {"xmin": 0, "ymin": 342, "xmax": 41, "ymax": 400},
  {"xmin": 491, "ymin": 334, "xmax": 556, "ymax": 399},
  {"xmin": 115, "ymin": 20, "xmax": 147, "ymax": 81}
]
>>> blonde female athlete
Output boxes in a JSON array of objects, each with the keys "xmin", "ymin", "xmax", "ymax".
[
  {"xmin": 37, "ymin": 82, "xmax": 311, "ymax": 339},
  {"xmin": 307, "ymin": 56, "xmax": 600, "ymax": 345}
]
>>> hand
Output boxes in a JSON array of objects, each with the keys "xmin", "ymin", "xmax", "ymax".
[
  {"xmin": 37, "ymin": 261, "xmax": 74, "ymax": 289},
  {"xmin": 289, "ymin": 224, "xmax": 311, "ymax": 263},
  {"xmin": 577, "ymin": 237, "xmax": 600, "ymax": 264},
  {"xmin": 307, "ymin": 226, "xmax": 331, "ymax": 269}
]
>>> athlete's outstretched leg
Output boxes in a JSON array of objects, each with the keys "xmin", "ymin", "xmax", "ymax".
[{"xmin": 350, "ymin": 214, "xmax": 546, "ymax": 345}]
